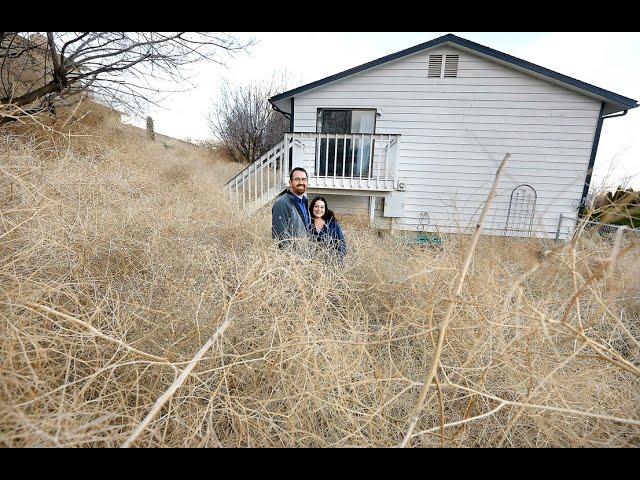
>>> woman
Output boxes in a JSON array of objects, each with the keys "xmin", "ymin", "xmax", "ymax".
[{"xmin": 308, "ymin": 196, "xmax": 347, "ymax": 263}]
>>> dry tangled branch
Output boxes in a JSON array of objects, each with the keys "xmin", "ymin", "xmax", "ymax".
[{"xmin": 1, "ymin": 32, "xmax": 252, "ymax": 124}]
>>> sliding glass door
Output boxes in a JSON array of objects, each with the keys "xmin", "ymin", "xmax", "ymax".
[{"xmin": 316, "ymin": 109, "xmax": 376, "ymax": 178}]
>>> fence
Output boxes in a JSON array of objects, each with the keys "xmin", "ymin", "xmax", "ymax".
[{"xmin": 555, "ymin": 214, "xmax": 640, "ymax": 243}]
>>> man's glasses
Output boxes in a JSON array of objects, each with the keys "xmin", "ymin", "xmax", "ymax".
[{"xmin": 291, "ymin": 178, "xmax": 307, "ymax": 183}]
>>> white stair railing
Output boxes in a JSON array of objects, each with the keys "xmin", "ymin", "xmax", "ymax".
[{"xmin": 224, "ymin": 136, "xmax": 291, "ymax": 211}]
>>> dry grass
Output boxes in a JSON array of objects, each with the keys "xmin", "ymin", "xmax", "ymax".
[{"xmin": 1, "ymin": 105, "xmax": 639, "ymax": 447}]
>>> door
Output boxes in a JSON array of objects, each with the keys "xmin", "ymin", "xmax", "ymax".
[{"xmin": 316, "ymin": 109, "xmax": 376, "ymax": 177}]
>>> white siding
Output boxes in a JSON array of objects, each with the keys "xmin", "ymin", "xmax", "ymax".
[
  {"xmin": 306, "ymin": 193, "xmax": 370, "ymax": 217},
  {"xmin": 292, "ymin": 46, "xmax": 602, "ymax": 238}
]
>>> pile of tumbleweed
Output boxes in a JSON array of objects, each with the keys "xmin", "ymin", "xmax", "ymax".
[{"xmin": 1, "ymin": 112, "xmax": 638, "ymax": 447}]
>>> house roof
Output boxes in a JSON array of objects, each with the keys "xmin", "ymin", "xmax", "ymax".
[{"xmin": 269, "ymin": 33, "xmax": 639, "ymax": 114}]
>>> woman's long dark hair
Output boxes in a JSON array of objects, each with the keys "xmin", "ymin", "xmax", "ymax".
[{"xmin": 309, "ymin": 196, "xmax": 336, "ymax": 223}]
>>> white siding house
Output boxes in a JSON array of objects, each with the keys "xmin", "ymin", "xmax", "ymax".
[{"xmin": 226, "ymin": 34, "xmax": 638, "ymax": 239}]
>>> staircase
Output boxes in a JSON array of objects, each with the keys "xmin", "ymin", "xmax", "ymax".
[{"xmin": 224, "ymin": 136, "xmax": 292, "ymax": 213}]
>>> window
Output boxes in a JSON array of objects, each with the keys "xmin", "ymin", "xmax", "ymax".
[
  {"xmin": 316, "ymin": 109, "xmax": 376, "ymax": 177},
  {"xmin": 351, "ymin": 110, "xmax": 376, "ymax": 134},
  {"xmin": 317, "ymin": 109, "xmax": 351, "ymax": 134}
]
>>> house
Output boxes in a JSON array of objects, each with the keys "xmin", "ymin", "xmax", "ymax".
[{"xmin": 225, "ymin": 34, "xmax": 638, "ymax": 239}]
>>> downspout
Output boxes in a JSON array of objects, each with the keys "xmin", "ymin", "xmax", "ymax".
[
  {"xmin": 289, "ymin": 97, "xmax": 294, "ymax": 133},
  {"xmin": 270, "ymin": 98, "xmax": 295, "ymax": 175},
  {"xmin": 578, "ymin": 104, "xmax": 628, "ymax": 217},
  {"xmin": 602, "ymin": 109, "xmax": 628, "ymax": 120},
  {"xmin": 271, "ymin": 101, "xmax": 291, "ymax": 121},
  {"xmin": 270, "ymin": 100, "xmax": 293, "ymax": 147}
]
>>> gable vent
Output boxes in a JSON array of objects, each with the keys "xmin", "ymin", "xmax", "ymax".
[
  {"xmin": 427, "ymin": 54, "xmax": 443, "ymax": 78},
  {"xmin": 444, "ymin": 54, "xmax": 459, "ymax": 78}
]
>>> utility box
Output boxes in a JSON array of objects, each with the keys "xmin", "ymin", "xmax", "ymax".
[{"xmin": 384, "ymin": 191, "xmax": 406, "ymax": 218}]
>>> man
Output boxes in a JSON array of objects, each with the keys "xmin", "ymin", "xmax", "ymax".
[{"xmin": 272, "ymin": 167, "xmax": 311, "ymax": 249}]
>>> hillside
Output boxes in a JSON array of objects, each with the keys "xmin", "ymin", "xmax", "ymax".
[{"xmin": 0, "ymin": 103, "xmax": 639, "ymax": 447}]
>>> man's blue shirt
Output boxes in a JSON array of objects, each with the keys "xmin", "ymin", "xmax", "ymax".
[{"xmin": 292, "ymin": 193, "xmax": 310, "ymax": 228}]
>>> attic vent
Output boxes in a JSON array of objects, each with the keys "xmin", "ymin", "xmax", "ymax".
[
  {"xmin": 427, "ymin": 53, "xmax": 459, "ymax": 78},
  {"xmin": 444, "ymin": 54, "xmax": 459, "ymax": 78},
  {"xmin": 427, "ymin": 54, "xmax": 443, "ymax": 78}
]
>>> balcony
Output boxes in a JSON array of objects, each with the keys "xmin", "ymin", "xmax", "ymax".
[{"xmin": 289, "ymin": 132, "xmax": 399, "ymax": 192}]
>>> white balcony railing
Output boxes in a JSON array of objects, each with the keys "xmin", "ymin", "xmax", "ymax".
[{"xmin": 288, "ymin": 132, "xmax": 399, "ymax": 191}]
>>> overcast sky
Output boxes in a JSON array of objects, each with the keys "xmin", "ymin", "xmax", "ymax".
[{"xmin": 127, "ymin": 32, "xmax": 640, "ymax": 190}]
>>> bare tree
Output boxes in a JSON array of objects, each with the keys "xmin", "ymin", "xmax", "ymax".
[
  {"xmin": 0, "ymin": 32, "xmax": 251, "ymax": 124},
  {"xmin": 209, "ymin": 78, "xmax": 289, "ymax": 163}
]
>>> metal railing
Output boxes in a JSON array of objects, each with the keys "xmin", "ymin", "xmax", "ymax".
[{"xmin": 556, "ymin": 213, "xmax": 640, "ymax": 243}]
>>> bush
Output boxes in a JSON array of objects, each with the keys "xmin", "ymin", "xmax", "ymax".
[{"xmin": 592, "ymin": 187, "xmax": 640, "ymax": 228}]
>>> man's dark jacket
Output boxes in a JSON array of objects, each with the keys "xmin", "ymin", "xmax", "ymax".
[{"xmin": 272, "ymin": 190, "xmax": 309, "ymax": 247}]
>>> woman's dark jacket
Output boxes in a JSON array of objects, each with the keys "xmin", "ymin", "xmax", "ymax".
[{"xmin": 309, "ymin": 218, "xmax": 346, "ymax": 258}]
